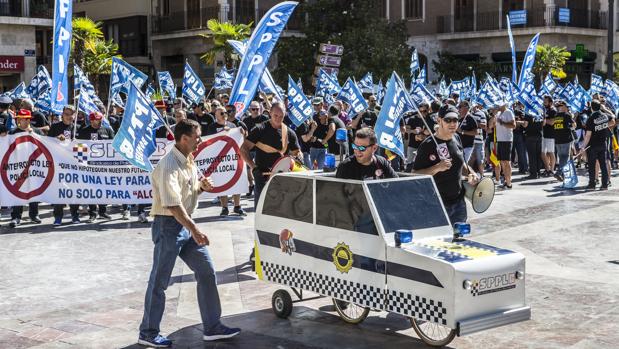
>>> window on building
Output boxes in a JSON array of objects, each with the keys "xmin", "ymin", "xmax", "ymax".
[
  {"xmin": 405, "ymin": 0, "xmax": 423, "ymax": 20},
  {"xmin": 263, "ymin": 176, "xmax": 313, "ymax": 223},
  {"xmin": 161, "ymin": 0, "xmax": 170, "ymax": 16},
  {"xmin": 316, "ymin": 181, "xmax": 378, "ymax": 235}
]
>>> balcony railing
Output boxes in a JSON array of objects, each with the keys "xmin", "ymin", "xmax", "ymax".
[
  {"xmin": 153, "ymin": 4, "xmax": 303, "ymax": 34},
  {"xmin": 437, "ymin": 6, "xmax": 607, "ymax": 34}
]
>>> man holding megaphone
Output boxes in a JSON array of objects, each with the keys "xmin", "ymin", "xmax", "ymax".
[{"xmin": 413, "ymin": 105, "xmax": 482, "ymax": 225}]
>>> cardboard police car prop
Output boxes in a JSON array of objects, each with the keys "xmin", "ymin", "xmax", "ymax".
[{"xmin": 254, "ymin": 172, "xmax": 530, "ymax": 347}]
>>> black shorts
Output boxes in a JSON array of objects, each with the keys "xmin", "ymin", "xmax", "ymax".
[{"xmin": 497, "ymin": 141, "xmax": 512, "ymax": 161}]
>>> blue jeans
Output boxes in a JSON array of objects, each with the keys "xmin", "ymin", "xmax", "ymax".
[
  {"xmin": 444, "ymin": 197, "xmax": 467, "ymax": 226},
  {"xmin": 302, "ymin": 151, "xmax": 312, "ymax": 169},
  {"xmin": 310, "ymin": 147, "xmax": 326, "ymax": 169},
  {"xmin": 139, "ymin": 215, "xmax": 221, "ymax": 339},
  {"xmin": 556, "ymin": 142, "xmax": 572, "ymax": 169}
]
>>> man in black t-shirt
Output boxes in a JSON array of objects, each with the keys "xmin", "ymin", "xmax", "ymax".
[
  {"xmin": 350, "ymin": 108, "xmax": 377, "ymax": 131},
  {"xmin": 308, "ymin": 110, "xmax": 335, "ymax": 169},
  {"xmin": 580, "ymin": 100, "xmax": 610, "ymax": 189},
  {"xmin": 20, "ymin": 98, "xmax": 50, "ymax": 134},
  {"xmin": 189, "ymin": 102, "xmax": 215, "ymax": 136},
  {"xmin": 77, "ymin": 112, "xmax": 115, "ymax": 221},
  {"xmin": 542, "ymin": 96, "xmax": 557, "ymax": 176},
  {"xmin": 456, "ymin": 101, "xmax": 477, "ymax": 163},
  {"xmin": 242, "ymin": 101, "xmax": 269, "ymax": 133},
  {"xmin": 553, "ymin": 101, "xmax": 575, "ymax": 181},
  {"xmin": 48, "ymin": 105, "xmax": 82, "ymax": 225},
  {"xmin": 240, "ymin": 101, "xmax": 301, "ymax": 209},
  {"xmin": 336, "ymin": 127, "xmax": 397, "ymax": 180},
  {"xmin": 522, "ymin": 111, "xmax": 543, "ymax": 179},
  {"xmin": 413, "ymin": 105, "xmax": 479, "ymax": 225},
  {"xmin": 294, "ymin": 117, "xmax": 316, "ymax": 169}
]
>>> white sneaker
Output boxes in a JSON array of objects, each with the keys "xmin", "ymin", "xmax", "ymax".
[
  {"xmin": 121, "ymin": 210, "xmax": 130, "ymax": 220},
  {"xmin": 138, "ymin": 212, "xmax": 149, "ymax": 223}
]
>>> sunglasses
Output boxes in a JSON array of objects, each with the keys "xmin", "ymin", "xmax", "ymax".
[
  {"xmin": 442, "ymin": 118, "xmax": 459, "ymax": 124},
  {"xmin": 419, "ymin": 109, "xmax": 428, "ymax": 113},
  {"xmin": 352, "ymin": 143, "xmax": 373, "ymax": 151},
  {"xmin": 250, "ymin": 108, "xmax": 259, "ymax": 111}
]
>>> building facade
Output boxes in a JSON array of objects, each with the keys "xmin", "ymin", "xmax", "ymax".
[
  {"xmin": 0, "ymin": 0, "xmax": 53, "ymax": 93},
  {"xmin": 394, "ymin": 0, "xmax": 619, "ymax": 85}
]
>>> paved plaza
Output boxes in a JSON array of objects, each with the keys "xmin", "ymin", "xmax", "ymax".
[{"xmin": 0, "ymin": 171, "xmax": 618, "ymax": 349}]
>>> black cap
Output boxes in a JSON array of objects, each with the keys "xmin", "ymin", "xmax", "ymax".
[{"xmin": 438, "ymin": 105, "xmax": 459, "ymax": 120}]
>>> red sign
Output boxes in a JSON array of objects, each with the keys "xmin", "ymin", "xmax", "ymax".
[
  {"xmin": 0, "ymin": 56, "xmax": 24, "ymax": 72},
  {"xmin": 0, "ymin": 135, "xmax": 55, "ymax": 200},
  {"xmin": 192, "ymin": 135, "xmax": 243, "ymax": 193}
]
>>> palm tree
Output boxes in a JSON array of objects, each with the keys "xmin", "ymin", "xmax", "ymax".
[
  {"xmin": 72, "ymin": 17, "xmax": 104, "ymax": 69},
  {"xmin": 199, "ymin": 19, "xmax": 252, "ymax": 69},
  {"xmin": 82, "ymin": 39, "xmax": 122, "ymax": 94},
  {"xmin": 533, "ymin": 44, "xmax": 571, "ymax": 83}
]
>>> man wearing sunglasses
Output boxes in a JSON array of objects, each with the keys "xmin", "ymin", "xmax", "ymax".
[
  {"xmin": 413, "ymin": 105, "xmax": 480, "ymax": 225},
  {"xmin": 335, "ymin": 127, "xmax": 397, "ymax": 180}
]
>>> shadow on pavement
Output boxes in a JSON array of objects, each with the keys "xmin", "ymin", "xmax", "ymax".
[{"xmin": 118, "ymin": 307, "xmax": 454, "ymax": 349}]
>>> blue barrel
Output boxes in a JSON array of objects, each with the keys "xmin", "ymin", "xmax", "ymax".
[
  {"xmin": 335, "ymin": 128, "xmax": 348, "ymax": 143},
  {"xmin": 324, "ymin": 153, "xmax": 336, "ymax": 168}
]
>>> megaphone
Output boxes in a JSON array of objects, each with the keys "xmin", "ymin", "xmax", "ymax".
[{"xmin": 463, "ymin": 177, "xmax": 495, "ymax": 213}]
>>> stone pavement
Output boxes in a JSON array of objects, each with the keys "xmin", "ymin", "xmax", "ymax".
[{"xmin": 0, "ymin": 170, "xmax": 618, "ymax": 349}]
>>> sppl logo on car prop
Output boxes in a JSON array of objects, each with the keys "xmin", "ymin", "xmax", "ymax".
[{"xmin": 470, "ymin": 272, "xmax": 517, "ymax": 297}]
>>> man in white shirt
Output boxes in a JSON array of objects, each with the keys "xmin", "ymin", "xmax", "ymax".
[{"xmin": 495, "ymin": 102, "xmax": 516, "ymax": 189}]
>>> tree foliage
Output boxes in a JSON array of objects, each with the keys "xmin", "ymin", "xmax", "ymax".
[
  {"xmin": 273, "ymin": 0, "xmax": 410, "ymax": 90},
  {"xmin": 534, "ymin": 44, "xmax": 571, "ymax": 81},
  {"xmin": 199, "ymin": 19, "xmax": 252, "ymax": 68},
  {"xmin": 431, "ymin": 52, "xmax": 494, "ymax": 81},
  {"xmin": 72, "ymin": 17, "xmax": 104, "ymax": 68}
]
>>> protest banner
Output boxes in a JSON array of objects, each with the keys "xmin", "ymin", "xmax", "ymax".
[{"xmin": 0, "ymin": 129, "xmax": 248, "ymax": 205}]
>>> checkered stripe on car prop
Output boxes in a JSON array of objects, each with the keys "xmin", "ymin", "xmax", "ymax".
[
  {"xmin": 385, "ymin": 290, "xmax": 448, "ymax": 326},
  {"xmin": 261, "ymin": 262, "xmax": 383, "ymax": 309}
]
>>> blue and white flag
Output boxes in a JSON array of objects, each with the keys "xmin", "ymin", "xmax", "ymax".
[
  {"xmin": 112, "ymin": 93, "xmax": 125, "ymax": 108},
  {"xmin": 603, "ymin": 80, "xmax": 619, "ymax": 111},
  {"xmin": 439, "ymin": 78, "xmax": 449, "ymax": 97},
  {"xmin": 34, "ymin": 90, "xmax": 53, "ymax": 113},
  {"xmin": 590, "ymin": 74, "xmax": 604, "ymax": 95},
  {"xmin": 26, "ymin": 66, "xmax": 52, "ymax": 100},
  {"xmin": 518, "ymin": 33, "xmax": 540, "ymax": 90},
  {"xmin": 358, "ymin": 72, "xmax": 373, "ymax": 92},
  {"xmin": 449, "ymin": 78, "xmax": 470, "ymax": 96},
  {"xmin": 476, "ymin": 81, "xmax": 504, "ymax": 109},
  {"xmin": 297, "ymin": 77, "xmax": 303, "ymax": 92},
  {"xmin": 375, "ymin": 72, "xmax": 414, "ymax": 159},
  {"xmin": 286, "ymin": 76, "xmax": 312, "ymax": 126},
  {"xmin": 410, "ymin": 48, "xmax": 419, "ymax": 76},
  {"xmin": 469, "ymin": 72, "xmax": 477, "ymax": 102},
  {"xmin": 228, "ymin": 1, "xmax": 298, "ymax": 118},
  {"xmin": 568, "ymin": 85, "xmax": 590, "ymax": 112},
  {"xmin": 157, "ymin": 71, "xmax": 176, "ymax": 98},
  {"xmin": 74, "ymin": 65, "xmax": 102, "ymax": 106},
  {"xmin": 561, "ymin": 160, "xmax": 578, "ymax": 189},
  {"xmin": 213, "ymin": 74, "xmax": 233, "ymax": 90},
  {"xmin": 516, "ymin": 83, "xmax": 544, "ymax": 117},
  {"xmin": 415, "ymin": 65, "xmax": 427, "ymax": 85},
  {"xmin": 110, "ymin": 57, "xmax": 148, "ymax": 98},
  {"xmin": 51, "ymin": 0, "xmax": 73, "ymax": 113},
  {"xmin": 74, "ymin": 65, "xmax": 88, "ymax": 91},
  {"xmin": 112, "ymin": 81, "xmax": 165, "ymax": 172},
  {"xmin": 145, "ymin": 83, "xmax": 155, "ymax": 98},
  {"xmin": 182, "ymin": 62, "xmax": 206, "ymax": 105},
  {"xmin": 541, "ymin": 74, "xmax": 558, "ymax": 95},
  {"xmin": 336, "ymin": 78, "xmax": 368, "ymax": 116},
  {"xmin": 8, "ymin": 82, "xmax": 29, "ymax": 100},
  {"xmin": 78, "ymin": 85, "xmax": 101, "ymax": 117},
  {"xmin": 376, "ymin": 80, "xmax": 385, "ymax": 103},
  {"xmin": 316, "ymin": 67, "xmax": 341, "ymax": 96},
  {"xmin": 506, "ymin": 15, "xmax": 518, "ymax": 83},
  {"xmin": 410, "ymin": 81, "xmax": 436, "ymax": 106},
  {"xmin": 227, "ymin": 39, "xmax": 284, "ymax": 103}
]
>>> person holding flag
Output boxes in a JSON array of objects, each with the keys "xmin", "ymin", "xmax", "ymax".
[
  {"xmin": 579, "ymin": 99, "xmax": 611, "ymax": 189},
  {"xmin": 48, "ymin": 105, "xmax": 81, "ymax": 225},
  {"xmin": 77, "ymin": 111, "xmax": 115, "ymax": 221},
  {"xmin": 5, "ymin": 109, "xmax": 43, "ymax": 228},
  {"xmin": 413, "ymin": 105, "xmax": 480, "ymax": 225}
]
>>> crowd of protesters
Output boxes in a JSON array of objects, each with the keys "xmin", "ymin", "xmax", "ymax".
[{"xmin": 1, "ymin": 85, "xmax": 618, "ymax": 228}]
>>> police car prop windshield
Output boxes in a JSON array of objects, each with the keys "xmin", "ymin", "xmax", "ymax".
[{"xmin": 253, "ymin": 172, "xmax": 530, "ymax": 347}]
